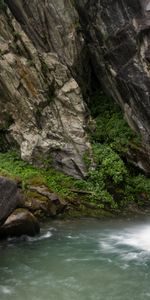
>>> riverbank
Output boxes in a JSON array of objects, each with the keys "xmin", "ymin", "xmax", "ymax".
[
  {"xmin": 0, "ymin": 93, "xmax": 150, "ymax": 227},
  {"xmin": 0, "ymin": 151, "xmax": 150, "ymax": 224}
]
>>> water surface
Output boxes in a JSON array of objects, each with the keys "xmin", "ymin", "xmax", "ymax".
[{"xmin": 1, "ymin": 218, "xmax": 150, "ymax": 300}]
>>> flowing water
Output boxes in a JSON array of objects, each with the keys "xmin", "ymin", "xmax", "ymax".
[{"xmin": 1, "ymin": 218, "xmax": 150, "ymax": 300}]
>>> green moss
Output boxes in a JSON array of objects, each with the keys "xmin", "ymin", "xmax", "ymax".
[
  {"xmin": 63, "ymin": 208, "xmax": 112, "ymax": 218},
  {"xmin": 25, "ymin": 191, "xmax": 48, "ymax": 202},
  {"xmin": 0, "ymin": 151, "xmax": 75, "ymax": 199}
]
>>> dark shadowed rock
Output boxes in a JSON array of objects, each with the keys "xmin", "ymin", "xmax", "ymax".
[
  {"xmin": 76, "ymin": 0, "xmax": 150, "ymax": 171},
  {"xmin": 0, "ymin": 177, "xmax": 21, "ymax": 225},
  {"xmin": 0, "ymin": 209, "xmax": 40, "ymax": 239}
]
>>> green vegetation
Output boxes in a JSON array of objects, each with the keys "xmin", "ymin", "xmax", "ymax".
[
  {"xmin": 88, "ymin": 91, "xmax": 141, "ymax": 152},
  {"xmin": 80, "ymin": 91, "xmax": 150, "ymax": 209},
  {"xmin": 0, "ymin": 91, "xmax": 150, "ymax": 212},
  {"xmin": 0, "ymin": 151, "xmax": 75, "ymax": 199}
]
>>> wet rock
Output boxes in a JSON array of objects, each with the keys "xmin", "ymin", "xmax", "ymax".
[
  {"xmin": 23, "ymin": 187, "xmax": 66, "ymax": 218},
  {"xmin": 0, "ymin": 209, "xmax": 40, "ymax": 239},
  {"xmin": 0, "ymin": 177, "xmax": 21, "ymax": 225}
]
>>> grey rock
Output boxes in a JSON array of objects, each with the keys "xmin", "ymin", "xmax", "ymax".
[
  {"xmin": 0, "ymin": 3, "xmax": 90, "ymax": 178},
  {"xmin": 0, "ymin": 208, "xmax": 40, "ymax": 239},
  {"xmin": 23, "ymin": 186, "xmax": 66, "ymax": 217},
  {"xmin": 0, "ymin": 177, "xmax": 21, "ymax": 225},
  {"xmin": 22, "ymin": 186, "xmax": 67, "ymax": 219},
  {"xmin": 2, "ymin": 0, "xmax": 150, "ymax": 176},
  {"xmin": 76, "ymin": 0, "xmax": 150, "ymax": 170}
]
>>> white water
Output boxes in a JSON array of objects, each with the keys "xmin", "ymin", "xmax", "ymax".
[{"xmin": 1, "ymin": 218, "xmax": 150, "ymax": 300}]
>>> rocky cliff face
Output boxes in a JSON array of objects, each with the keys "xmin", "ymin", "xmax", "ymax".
[
  {"xmin": 1, "ymin": 0, "xmax": 150, "ymax": 177},
  {"xmin": 0, "ymin": 0, "xmax": 90, "ymax": 178},
  {"xmin": 76, "ymin": 0, "xmax": 150, "ymax": 171}
]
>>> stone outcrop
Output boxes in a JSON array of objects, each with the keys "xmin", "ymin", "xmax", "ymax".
[
  {"xmin": 0, "ymin": 1, "xmax": 90, "ymax": 179},
  {"xmin": 0, "ymin": 177, "xmax": 65, "ymax": 239},
  {"xmin": 0, "ymin": 176, "xmax": 21, "ymax": 225},
  {"xmin": 0, "ymin": 208, "xmax": 40, "ymax": 239},
  {"xmin": 23, "ymin": 186, "xmax": 66, "ymax": 218},
  {"xmin": 76, "ymin": 0, "xmax": 150, "ymax": 169},
  {"xmin": 1, "ymin": 0, "xmax": 150, "ymax": 176}
]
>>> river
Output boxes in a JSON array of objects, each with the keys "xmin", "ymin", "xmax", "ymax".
[{"xmin": 0, "ymin": 218, "xmax": 150, "ymax": 300}]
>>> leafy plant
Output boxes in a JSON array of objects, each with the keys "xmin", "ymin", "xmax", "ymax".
[
  {"xmin": 0, "ymin": 151, "xmax": 75, "ymax": 199},
  {"xmin": 83, "ymin": 91, "xmax": 150, "ymax": 209},
  {"xmin": 0, "ymin": 90, "xmax": 150, "ymax": 211}
]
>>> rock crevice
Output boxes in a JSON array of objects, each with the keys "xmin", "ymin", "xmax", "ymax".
[
  {"xmin": 1, "ymin": 0, "xmax": 150, "ymax": 176},
  {"xmin": 75, "ymin": 0, "xmax": 150, "ymax": 167}
]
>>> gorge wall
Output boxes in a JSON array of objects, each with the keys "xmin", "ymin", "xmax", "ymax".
[
  {"xmin": 1, "ymin": 0, "xmax": 150, "ymax": 177},
  {"xmin": 0, "ymin": 0, "xmax": 90, "ymax": 178},
  {"xmin": 76, "ymin": 0, "xmax": 150, "ymax": 172}
]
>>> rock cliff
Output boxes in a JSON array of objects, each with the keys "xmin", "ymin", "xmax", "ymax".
[
  {"xmin": 0, "ymin": 0, "xmax": 90, "ymax": 178},
  {"xmin": 1, "ymin": 0, "xmax": 150, "ymax": 177},
  {"xmin": 76, "ymin": 0, "xmax": 150, "ymax": 171}
]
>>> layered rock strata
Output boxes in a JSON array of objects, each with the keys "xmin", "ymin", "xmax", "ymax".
[
  {"xmin": 1, "ymin": 0, "xmax": 150, "ymax": 175},
  {"xmin": 0, "ymin": 1, "xmax": 90, "ymax": 178}
]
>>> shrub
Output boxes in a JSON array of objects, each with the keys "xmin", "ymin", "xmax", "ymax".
[{"xmin": 82, "ymin": 91, "xmax": 150, "ymax": 209}]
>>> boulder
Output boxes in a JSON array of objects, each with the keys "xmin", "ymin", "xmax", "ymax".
[
  {"xmin": 23, "ymin": 187, "xmax": 67, "ymax": 218},
  {"xmin": 0, "ymin": 209, "xmax": 40, "ymax": 239},
  {"xmin": 0, "ymin": 176, "xmax": 21, "ymax": 225}
]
